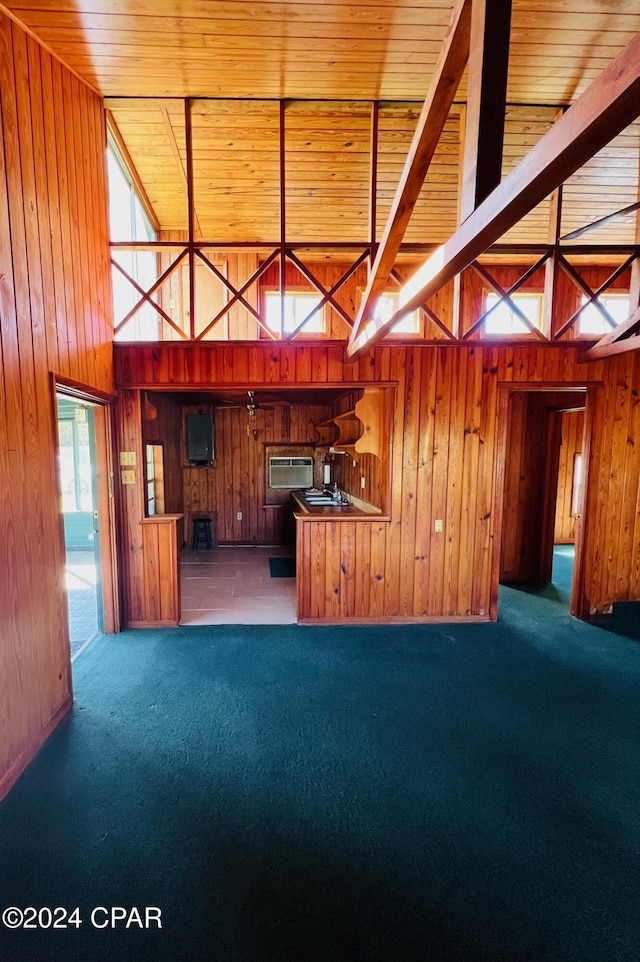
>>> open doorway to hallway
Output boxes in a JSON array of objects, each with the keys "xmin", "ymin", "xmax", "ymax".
[
  {"xmin": 56, "ymin": 396, "xmax": 101, "ymax": 656},
  {"xmin": 498, "ymin": 388, "xmax": 587, "ymax": 614}
]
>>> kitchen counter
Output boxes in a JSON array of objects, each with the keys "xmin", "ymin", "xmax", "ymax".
[{"xmin": 291, "ymin": 490, "xmax": 387, "ymax": 521}]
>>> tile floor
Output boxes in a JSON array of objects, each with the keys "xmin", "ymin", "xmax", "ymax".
[
  {"xmin": 180, "ymin": 545, "xmax": 297, "ymax": 625},
  {"xmin": 65, "ymin": 548, "xmax": 99, "ymax": 656}
]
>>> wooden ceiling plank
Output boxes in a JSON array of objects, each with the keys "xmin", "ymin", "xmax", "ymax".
[
  {"xmin": 350, "ymin": 0, "xmax": 472, "ymax": 346},
  {"xmin": 347, "ymin": 32, "xmax": 640, "ymax": 358}
]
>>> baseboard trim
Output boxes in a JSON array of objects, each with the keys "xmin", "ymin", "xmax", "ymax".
[
  {"xmin": 0, "ymin": 695, "xmax": 72, "ymax": 803},
  {"xmin": 297, "ymin": 614, "xmax": 490, "ymax": 625},
  {"xmin": 126, "ymin": 619, "xmax": 180, "ymax": 628}
]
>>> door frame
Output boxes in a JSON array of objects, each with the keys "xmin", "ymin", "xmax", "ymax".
[
  {"xmin": 52, "ymin": 375, "xmax": 120, "ymax": 634},
  {"xmin": 492, "ymin": 380, "xmax": 597, "ymax": 621}
]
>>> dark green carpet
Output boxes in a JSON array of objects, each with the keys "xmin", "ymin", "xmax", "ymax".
[
  {"xmin": 268, "ymin": 557, "xmax": 296, "ymax": 578},
  {"xmin": 1, "ymin": 581, "xmax": 640, "ymax": 960}
]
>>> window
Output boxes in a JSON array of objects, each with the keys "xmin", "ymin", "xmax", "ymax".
[
  {"xmin": 578, "ymin": 294, "xmax": 630, "ymax": 335},
  {"xmin": 572, "ymin": 453, "xmax": 583, "ymax": 518},
  {"xmin": 484, "ymin": 293, "xmax": 543, "ymax": 335},
  {"xmin": 145, "ymin": 444, "xmax": 165, "ymax": 516},
  {"xmin": 373, "ymin": 291, "xmax": 421, "ymax": 336},
  {"xmin": 107, "ymin": 136, "xmax": 158, "ymax": 341},
  {"xmin": 264, "ymin": 291, "xmax": 325, "ymax": 335}
]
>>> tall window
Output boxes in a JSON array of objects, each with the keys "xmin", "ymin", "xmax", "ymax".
[
  {"xmin": 484, "ymin": 293, "xmax": 543, "ymax": 335},
  {"xmin": 578, "ymin": 294, "xmax": 630, "ymax": 335},
  {"xmin": 107, "ymin": 136, "xmax": 158, "ymax": 341},
  {"xmin": 264, "ymin": 291, "xmax": 325, "ymax": 335}
]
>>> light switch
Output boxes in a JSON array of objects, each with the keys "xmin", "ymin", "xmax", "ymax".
[{"xmin": 434, "ymin": 519, "xmax": 443, "ymax": 533}]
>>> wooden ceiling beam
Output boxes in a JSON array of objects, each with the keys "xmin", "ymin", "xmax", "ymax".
[
  {"xmin": 348, "ymin": 0, "xmax": 472, "ymax": 347},
  {"xmin": 459, "ymin": 0, "xmax": 513, "ymax": 221},
  {"xmin": 580, "ymin": 304, "xmax": 640, "ymax": 360},
  {"xmin": 347, "ymin": 32, "xmax": 640, "ymax": 359}
]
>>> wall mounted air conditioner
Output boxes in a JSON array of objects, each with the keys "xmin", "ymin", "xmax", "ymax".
[{"xmin": 269, "ymin": 456, "xmax": 313, "ymax": 489}]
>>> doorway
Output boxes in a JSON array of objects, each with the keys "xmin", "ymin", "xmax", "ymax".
[
  {"xmin": 57, "ymin": 396, "xmax": 101, "ymax": 655},
  {"xmin": 497, "ymin": 387, "xmax": 588, "ymax": 616},
  {"xmin": 55, "ymin": 389, "xmax": 119, "ymax": 655}
]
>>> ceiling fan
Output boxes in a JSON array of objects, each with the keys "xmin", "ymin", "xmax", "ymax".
[{"xmin": 217, "ymin": 390, "xmax": 290, "ymax": 415}]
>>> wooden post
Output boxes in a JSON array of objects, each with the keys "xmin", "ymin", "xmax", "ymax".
[
  {"xmin": 185, "ymin": 99, "xmax": 195, "ymax": 340},
  {"xmin": 459, "ymin": 0, "xmax": 513, "ymax": 221}
]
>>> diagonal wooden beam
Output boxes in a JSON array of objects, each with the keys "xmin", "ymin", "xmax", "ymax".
[
  {"xmin": 106, "ymin": 112, "xmax": 160, "ymax": 234},
  {"xmin": 287, "ymin": 251, "xmax": 369, "ymax": 340},
  {"xmin": 160, "ymin": 105, "xmax": 202, "ymax": 238},
  {"xmin": 580, "ymin": 305, "xmax": 640, "ymax": 360},
  {"xmin": 196, "ymin": 249, "xmax": 279, "ymax": 341},
  {"xmin": 465, "ymin": 260, "xmax": 546, "ymax": 338},
  {"xmin": 463, "ymin": 253, "xmax": 551, "ymax": 338},
  {"xmin": 554, "ymin": 253, "xmax": 636, "ymax": 339},
  {"xmin": 195, "ymin": 249, "xmax": 277, "ymax": 339},
  {"xmin": 349, "ymin": 0, "xmax": 472, "ymax": 346},
  {"xmin": 285, "ymin": 250, "xmax": 357, "ymax": 332},
  {"xmin": 389, "ymin": 267, "xmax": 455, "ymax": 339},
  {"xmin": 111, "ymin": 258, "xmax": 188, "ymax": 339},
  {"xmin": 347, "ymin": 32, "xmax": 640, "ymax": 359},
  {"xmin": 560, "ymin": 200, "xmax": 640, "ymax": 241}
]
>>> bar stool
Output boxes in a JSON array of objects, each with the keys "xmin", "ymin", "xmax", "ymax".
[{"xmin": 192, "ymin": 517, "xmax": 213, "ymax": 551}]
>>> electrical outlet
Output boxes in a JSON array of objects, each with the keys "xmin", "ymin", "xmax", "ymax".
[
  {"xmin": 361, "ymin": 476, "xmax": 366, "ymax": 489},
  {"xmin": 434, "ymin": 519, "xmax": 443, "ymax": 533},
  {"xmin": 236, "ymin": 511, "xmax": 243, "ymax": 521}
]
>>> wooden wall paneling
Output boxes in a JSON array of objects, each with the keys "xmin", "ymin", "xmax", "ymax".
[
  {"xmin": 443, "ymin": 347, "xmax": 467, "ymax": 614},
  {"xmin": 369, "ymin": 521, "xmax": 388, "ymax": 618},
  {"xmin": 554, "ymin": 409, "xmax": 585, "ymax": 542},
  {"xmin": 52, "ymin": 59, "xmax": 80, "ymax": 380},
  {"xmin": 5, "ymin": 20, "xmax": 68, "ymax": 735},
  {"xmin": 114, "ymin": 341, "xmax": 640, "ymax": 621},
  {"xmin": 63, "ymin": 69, "xmax": 88, "ymax": 383},
  {"xmin": 116, "ymin": 389, "xmax": 146, "ymax": 623},
  {"xmin": 40, "ymin": 53, "xmax": 67, "ymax": 373},
  {"xmin": 397, "ymin": 347, "xmax": 421, "ymax": 615},
  {"xmin": 0, "ymin": 22, "xmax": 42, "ymax": 788},
  {"xmin": 605, "ymin": 355, "xmax": 637, "ymax": 604},
  {"xmin": 591, "ymin": 359, "xmax": 623, "ymax": 608},
  {"xmin": 1, "ymin": 13, "xmax": 114, "ymax": 798},
  {"xmin": 26, "ymin": 37, "xmax": 58, "ymax": 375},
  {"xmin": 324, "ymin": 521, "xmax": 340, "ymax": 618},
  {"xmin": 354, "ymin": 521, "xmax": 371, "ymax": 616},
  {"xmin": 630, "ymin": 354, "xmax": 640, "ymax": 601},
  {"xmin": 412, "ymin": 340, "xmax": 437, "ymax": 614},
  {"xmin": 537, "ymin": 407, "xmax": 563, "ymax": 584},
  {"xmin": 383, "ymin": 347, "xmax": 406, "ymax": 613},
  {"xmin": 140, "ymin": 518, "xmax": 181, "ymax": 625},
  {"xmin": 579, "ymin": 382, "xmax": 605, "ymax": 616},
  {"xmin": 72, "ymin": 74, "xmax": 94, "ymax": 376},
  {"xmin": 428, "ymin": 348, "xmax": 453, "ymax": 613},
  {"xmin": 456, "ymin": 346, "xmax": 482, "ymax": 614}
]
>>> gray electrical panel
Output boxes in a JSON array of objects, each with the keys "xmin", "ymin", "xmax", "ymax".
[{"xmin": 186, "ymin": 415, "xmax": 213, "ymax": 464}]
